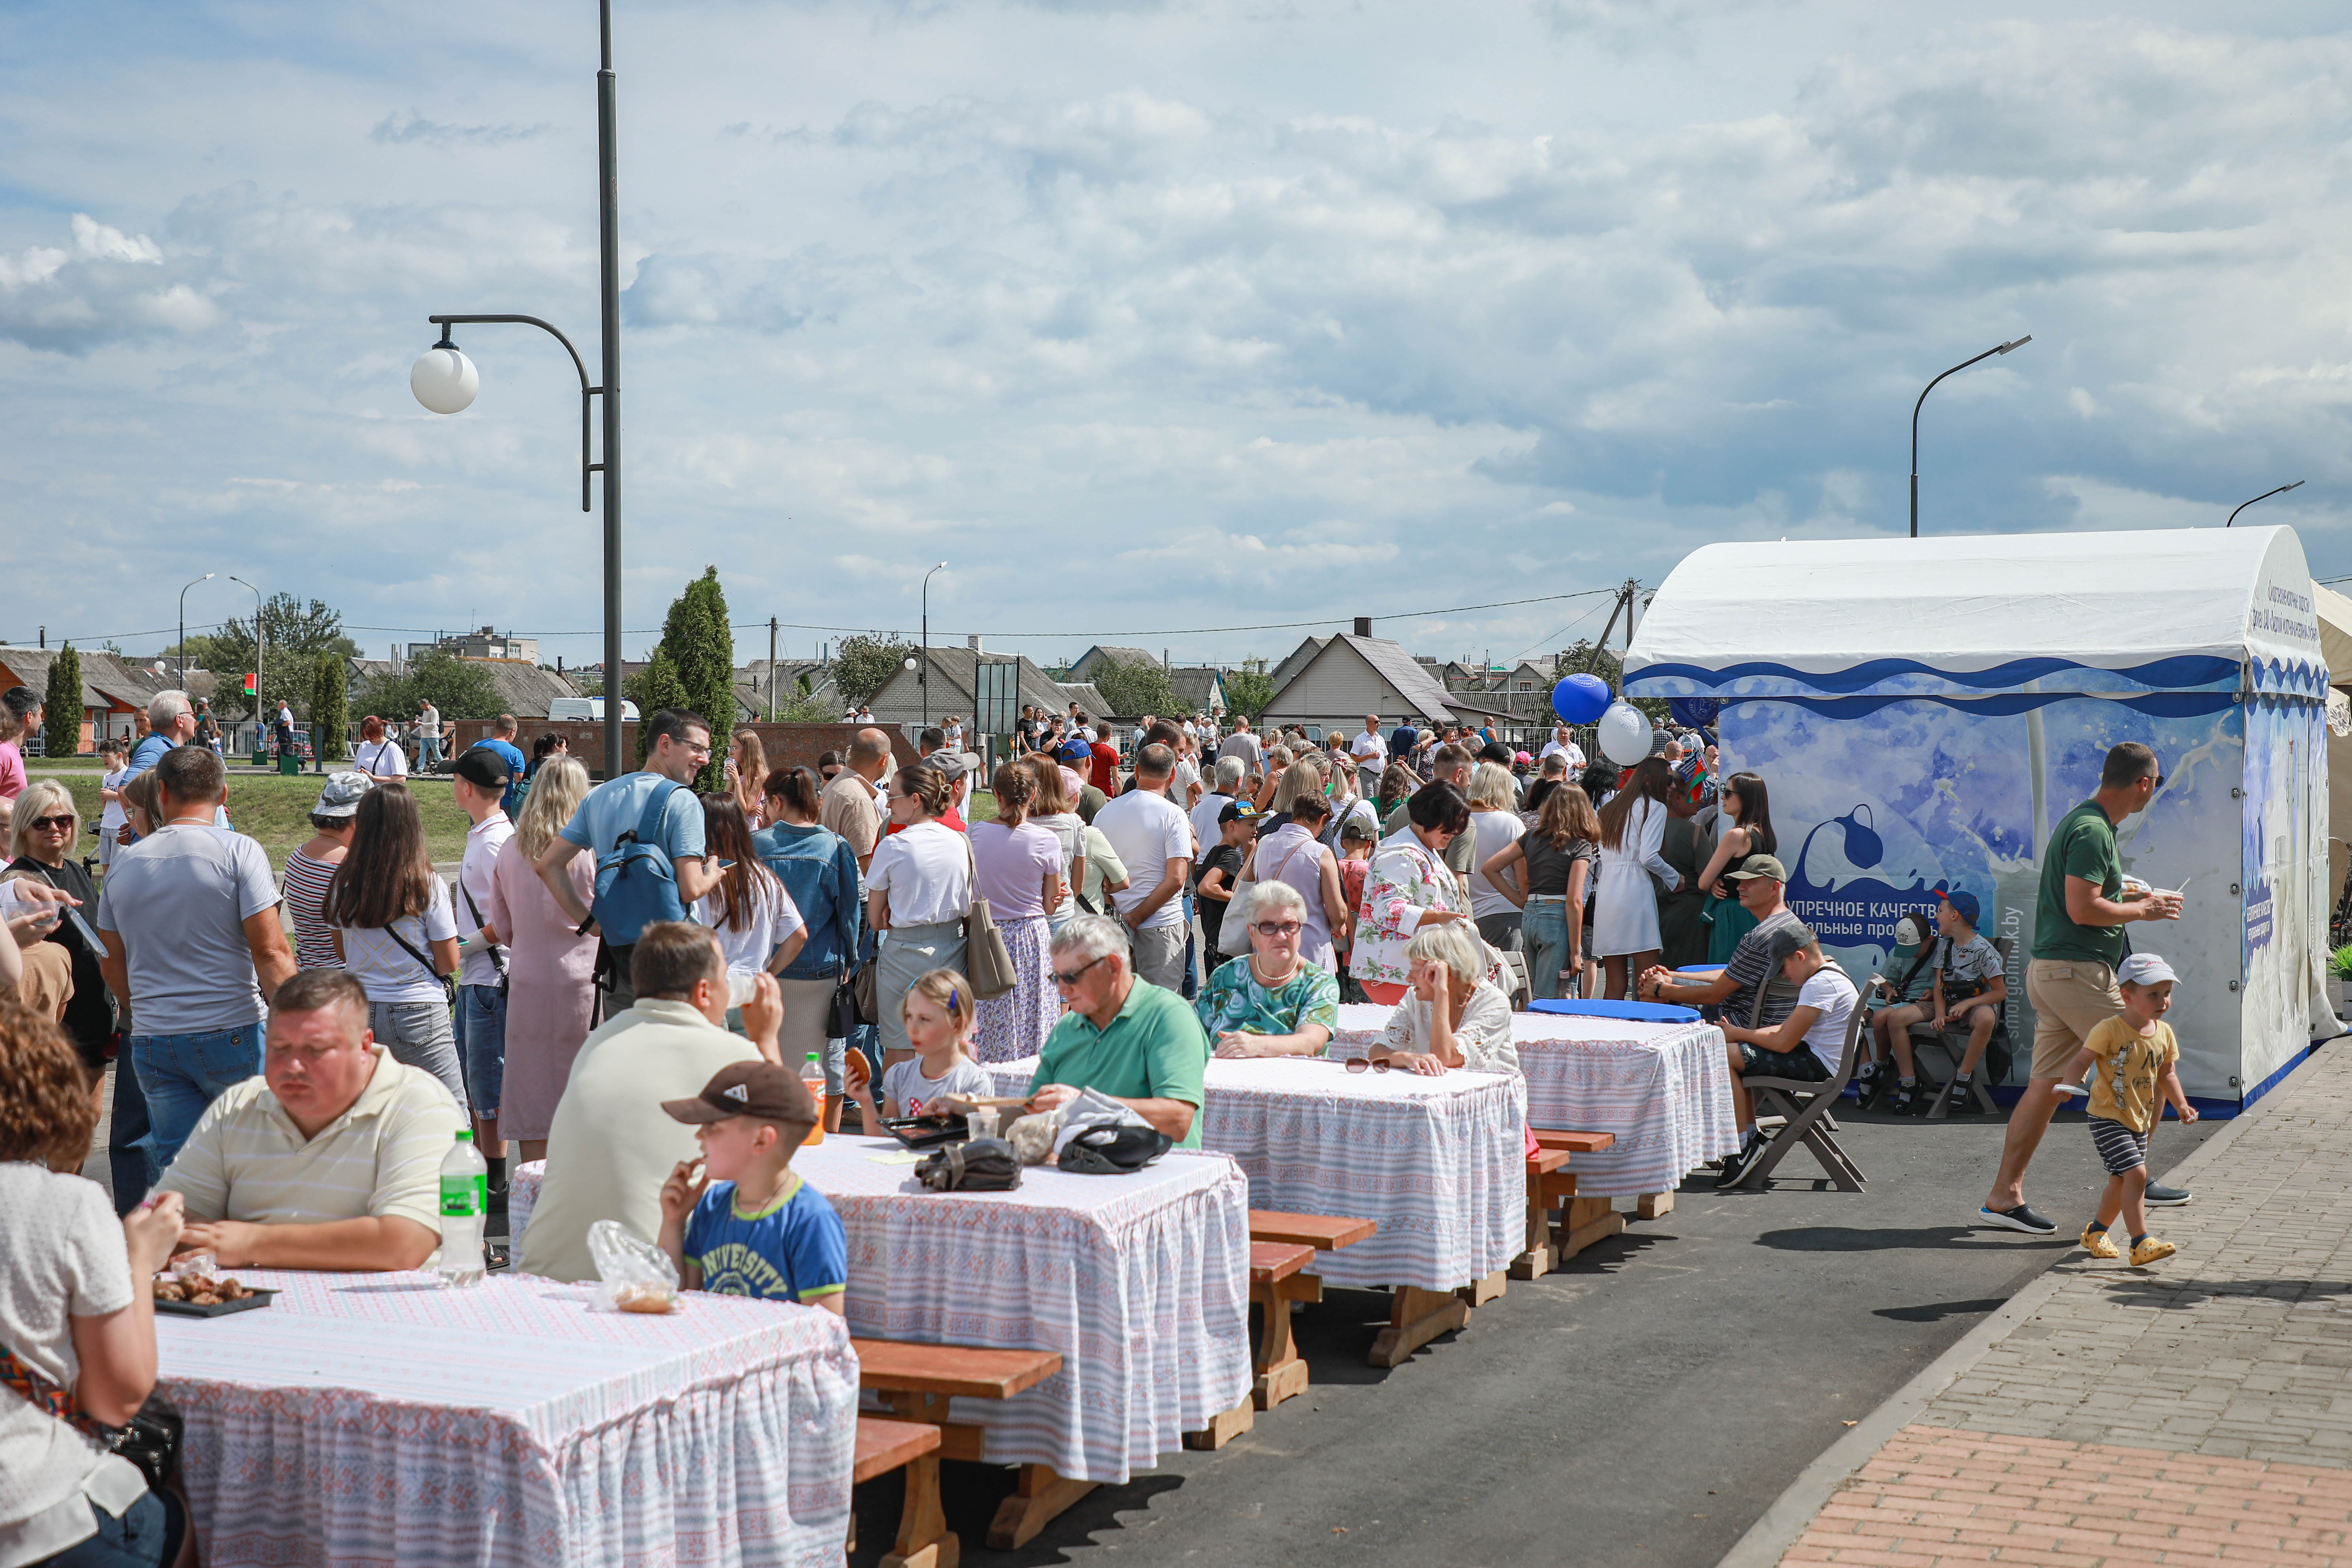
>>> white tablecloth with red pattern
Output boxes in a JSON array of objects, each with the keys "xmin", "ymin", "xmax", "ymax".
[
  {"xmin": 514, "ymin": 1142, "xmax": 1253, "ymax": 1485},
  {"xmin": 1334, "ymin": 1003, "xmax": 1738, "ymax": 1196},
  {"xmin": 153, "ymin": 1269, "xmax": 859, "ymax": 1567},
  {"xmin": 987, "ymin": 1054, "xmax": 1527, "ymax": 1293}
]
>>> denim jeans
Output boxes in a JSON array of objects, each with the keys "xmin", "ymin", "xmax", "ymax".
[
  {"xmin": 455, "ymin": 983, "xmax": 507, "ymax": 1117},
  {"xmin": 42, "ymin": 1490, "xmax": 183, "ymax": 1568},
  {"xmin": 109, "ymin": 1053, "xmax": 154, "ymax": 1215},
  {"xmin": 370, "ymin": 999, "xmax": 468, "ymax": 1115},
  {"xmin": 418, "ymin": 735, "xmax": 443, "ymax": 768},
  {"xmin": 131, "ymin": 1021, "xmax": 265, "ymax": 1181},
  {"xmin": 1523, "ymin": 898, "xmax": 1573, "ymax": 1002},
  {"xmin": 1181, "ymin": 892, "xmax": 1199, "ymax": 1000}
]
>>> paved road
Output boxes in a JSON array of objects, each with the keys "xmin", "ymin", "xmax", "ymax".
[{"xmin": 847, "ymin": 1100, "xmax": 2217, "ymax": 1568}]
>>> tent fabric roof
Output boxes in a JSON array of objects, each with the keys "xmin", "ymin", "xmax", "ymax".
[
  {"xmin": 1626, "ymin": 526, "xmax": 2326, "ymax": 708},
  {"xmin": 2314, "ymin": 582, "xmax": 2352, "ymax": 687}
]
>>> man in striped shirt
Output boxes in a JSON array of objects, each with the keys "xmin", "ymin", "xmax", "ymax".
[{"xmin": 155, "ymin": 969, "xmax": 462, "ymax": 1271}]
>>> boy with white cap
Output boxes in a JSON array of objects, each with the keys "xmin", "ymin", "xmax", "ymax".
[{"xmin": 2078, "ymin": 952, "xmax": 2197, "ymax": 1266}]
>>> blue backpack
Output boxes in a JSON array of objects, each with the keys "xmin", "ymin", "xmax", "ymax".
[{"xmin": 591, "ymin": 781, "xmax": 690, "ymax": 946}]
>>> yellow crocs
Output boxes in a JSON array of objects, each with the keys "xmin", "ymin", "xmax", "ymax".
[
  {"xmin": 2080, "ymin": 1224, "xmax": 2119, "ymax": 1260},
  {"xmin": 2129, "ymin": 1236, "xmax": 2176, "ymax": 1267}
]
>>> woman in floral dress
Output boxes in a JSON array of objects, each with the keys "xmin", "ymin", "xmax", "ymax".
[{"xmin": 1348, "ymin": 781, "xmax": 1477, "ymax": 1005}]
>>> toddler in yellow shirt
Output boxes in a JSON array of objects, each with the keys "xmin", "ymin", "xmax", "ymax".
[{"xmin": 2080, "ymin": 952, "xmax": 2198, "ymax": 1266}]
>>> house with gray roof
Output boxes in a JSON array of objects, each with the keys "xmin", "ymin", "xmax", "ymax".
[
  {"xmin": 1067, "ymin": 645, "xmax": 1160, "ymax": 684},
  {"xmin": 1259, "ymin": 633, "xmax": 1516, "ymax": 732}
]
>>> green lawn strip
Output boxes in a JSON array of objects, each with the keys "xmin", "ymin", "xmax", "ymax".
[{"xmin": 29, "ymin": 764, "xmax": 472, "ymax": 868}]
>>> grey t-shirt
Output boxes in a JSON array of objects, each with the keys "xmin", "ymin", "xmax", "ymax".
[
  {"xmin": 882, "ymin": 1055, "xmax": 998, "ymax": 1116},
  {"xmin": 96, "ymin": 823, "xmax": 279, "ymax": 1034}
]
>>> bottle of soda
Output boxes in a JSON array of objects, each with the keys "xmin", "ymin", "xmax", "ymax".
[
  {"xmin": 438, "ymin": 1128, "xmax": 488, "ymax": 1288},
  {"xmin": 801, "ymin": 1052, "xmax": 828, "ymax": 1146}
]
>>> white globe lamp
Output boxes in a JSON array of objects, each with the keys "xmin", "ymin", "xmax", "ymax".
[{"xmin": 410, "ymin": 344, "xmax": 479, "ymax": 415}]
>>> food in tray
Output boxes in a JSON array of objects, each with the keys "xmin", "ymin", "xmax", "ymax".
[
  {"xmin": 610, "ymin": 1282, "xmax": 678, "ymax": 1314},
  {"xmin": 153, "ymin": 1270, "xmax": 255, "ymax": 1306}
]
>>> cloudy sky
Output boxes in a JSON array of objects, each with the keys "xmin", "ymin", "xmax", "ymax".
[{"xmin": 4, "ymin": 0, "xmax": 2348, "ymax": 674}]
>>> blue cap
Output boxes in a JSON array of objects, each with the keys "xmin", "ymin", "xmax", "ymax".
[{"xmin": 1940, "ymin": 888, "xmax": 1980, "ymax": 927}]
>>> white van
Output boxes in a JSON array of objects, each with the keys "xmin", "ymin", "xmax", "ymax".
[{"xmin": 545, "ymin": 698, "xmax": 640, "ymax": 723}]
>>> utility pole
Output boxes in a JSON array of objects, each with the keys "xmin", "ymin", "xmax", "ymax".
[{"xmin": 768, "ymin": 616, "xmax": 778, "ymax": 720}]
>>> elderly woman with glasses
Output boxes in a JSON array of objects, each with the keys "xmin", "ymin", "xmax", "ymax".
[
  {"xmin": 1194, "ymin": 881, "xmax": 1341, "ymax": 1059},
  {"xmin": 1025, "ymin": 914, "xmax": 1210, "ymax": 1147},
  {"xmin": 1366, "ymin": 919, "xmax": 1520, "ymax": 1078},
  {"xmin": 1348, "ymin": 780, "xmax": 1476, "ymax": 1006},
  {"xmin": 7, "ymin": 778, "xmax": 115, "ymax": 1073}
]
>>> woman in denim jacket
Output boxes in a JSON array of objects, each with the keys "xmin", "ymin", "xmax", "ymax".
[{"xmin": 754, "ymin": 765, "xmax": 867, "ymax": 1132}]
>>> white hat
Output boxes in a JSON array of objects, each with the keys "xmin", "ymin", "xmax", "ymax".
[{"xmin": 2116, "ymin": 953, "xmax": 2178, "ymax": 988}]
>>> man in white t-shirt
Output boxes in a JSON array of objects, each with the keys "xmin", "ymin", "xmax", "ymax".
[
  {"xmin": 1349, "ymin": 714, "xmax": 1388, "ymax": 798},
  {"xmin": 451, "ymin": 748, "xmax": 516, "ymax": 1194},
  {"xmin": 1539, "ymin": 724, "xmax": 1586, "ymax": 771},
  {"xmin": 1093, "ymin": 744, "xmax": 1193, "ymax": 990},
  {"xmin": 1713, "ymin": 933, "xmax": 1858, "ymax": 1188}
]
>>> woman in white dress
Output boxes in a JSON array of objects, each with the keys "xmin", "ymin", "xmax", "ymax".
[{"xmin": 1590, "ymin": 757, "xmax": 1679, "ymax": 1000}]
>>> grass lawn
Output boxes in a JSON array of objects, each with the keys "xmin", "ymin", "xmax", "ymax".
[{"xmin": 30, "ymin": 763, "xmax": 474, "ymax": 867}]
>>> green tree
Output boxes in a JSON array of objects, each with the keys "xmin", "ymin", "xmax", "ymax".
[
  {"xmin": 648, "ymin": 568, "xmax": 737, "ymax": 789},
  {"xmin": 311, "ymin": 650, "xmax": 349, "ymax": 762},
  {"xmin": 1090, "ymin": 655, "xmax": 1177, "ymax": 719},
  {"xmin": 834, "ymin": 633, "xmax": 914, "ymax": 710},
  {"xmin": 356, "ymin": 650, "xmax": 503, "ymax": 726},
  {"xmin": 42, "ymin": 644, "xmax": 82, "ymax": 757},
  {"xmin": 628, "ymin": 649, "xmax": 690, "ymax": 764},
  {"xmin": 205, "ymin": 594, "xmax": 360, "ymax": 721},
  {"xmin": 1223, "ymin": 668, "xmax": 1276, "ymax": 721}
]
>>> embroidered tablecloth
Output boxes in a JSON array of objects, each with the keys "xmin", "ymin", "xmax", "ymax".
[
  {"xmin": 153, "ymin": 1269, "xmax": 860, "ymax": 1568},
  {"xmin": 989, "ymin": 1054, "xmax": 1526, "ymax": 1292},
  {"xmin": 515, "ymin": 1143, "xmax": 1253, "ymax": 1485},
  {"xmin": 1334, "ymin": 1003, "xmax": 1739, "ymax": 1196}
]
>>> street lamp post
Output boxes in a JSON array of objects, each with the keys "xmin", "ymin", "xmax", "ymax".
[
  {"xmin": 921, "ymin": 562, "xmax": 948, "ymax": 729},
  {"xmin": 227, "ymin": 575, "xmax": 262, "ymax": 754},
  {"xmin": 411, "ymin": 0, "xmax": 624, "ymax": 782},
  {"xmin": 177, "ymin": 573, "xmax": 214, "ymax": 690},
  {"xmin": 2226, "ymin": 480, "xmax": 2305, "ymax": 527},
  {"xmin": 1910, "ymin": 336, "xmax": 2032, "ymax": 537}
]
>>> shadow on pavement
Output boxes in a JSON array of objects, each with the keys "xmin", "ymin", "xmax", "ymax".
[
  {"xmin": 1872, "ymin": 1297, "xmax": 2009, "ymax": 1323},
  {"xmin": 2099, "ymin": 1276, "xmax": 2352, "ymax": 1311},
  {"xmin": 1755, "ymin": 1225, "xmax": 2077, "ymax": 1253}
]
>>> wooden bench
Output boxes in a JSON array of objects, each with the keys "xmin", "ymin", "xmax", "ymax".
[
  {"xmin": 1514, "ymin": 1129, "xmax": 1620, "ymax": 1279},
  {"xmin": 1245, "ymin": 1210, "xmax": 1390, "ymax": 1386},
  {"xmin": 850, "ymin": 1416, "xmax": 949, "ymax": 1568},
  {"xmin": 851, "ymin": 1339, "xmax": 1083, "ymax": 1552}
]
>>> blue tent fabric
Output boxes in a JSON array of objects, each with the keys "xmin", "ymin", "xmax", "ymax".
[{"xmin": 1529, "ymin": 999, "xmax": 1703, "ymax": 1024}]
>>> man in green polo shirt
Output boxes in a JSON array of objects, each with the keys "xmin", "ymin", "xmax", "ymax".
[
  {"xmin": 1028, "ymin": 914, "xmax": 1210, "ymax": 1148},
  {"xmin": 1979, "ymin": 741, "xmax": 2183, "ymax": 1236}
]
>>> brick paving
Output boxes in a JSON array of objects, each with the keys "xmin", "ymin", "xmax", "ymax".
[{"xmin": 1771, "ymin": 1043, "xmax": 2352, "ymax": 1565}]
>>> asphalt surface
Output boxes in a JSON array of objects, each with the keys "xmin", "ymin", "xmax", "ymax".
[{"xmin": 846, "ymin": 1097, "xmax": 2220, "ymax": 1568}]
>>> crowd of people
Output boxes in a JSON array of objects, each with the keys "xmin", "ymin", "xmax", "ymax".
[{"xmin": 0, "ymin": 672, "xmax": 2211, "ymax": 1568}]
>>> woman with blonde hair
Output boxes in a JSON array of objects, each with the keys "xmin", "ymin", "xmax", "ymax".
[
  {"xmin": 1020, "ymin": 752, "xmax": 1086, "ymax": 932},
  {"xmin": 966, "ymin": 763, "xmax": 1063, "ymax": 1063},
  {"xmin": 1462, "ymin": 760, "xmax": 1528, "ymax": 955},
  {"xmin": 1366, "ymin": 918, "xmax": 1519, "ymax": 1076},
  {"xmin": 7, "ymin": 779, "xmax": 113, "ymax": 1073},
  {"xmin": 724, "ymin": 729, "xmax": 768, "ymax": 826},
  {"xmin": 1483, "ymin": 781, "xmax": 1600, "ymax": 1001},
  {"xmin": 481, "ymin": 754, "xmax": 599, "ymax": 1160}
]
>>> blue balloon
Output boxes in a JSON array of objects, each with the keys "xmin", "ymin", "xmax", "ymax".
[{"xmin": 1551, "ymin": 672, "xmax": 1612, "ymax": 725}]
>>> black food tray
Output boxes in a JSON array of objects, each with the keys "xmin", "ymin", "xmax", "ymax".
[
  {"xmin": 880, "ymin": 1114, "xmax": 968, "ymax": 1150},
  {"xmin": 154, "ymin": 1288, "xmax": 276, "ymax": 1318}
]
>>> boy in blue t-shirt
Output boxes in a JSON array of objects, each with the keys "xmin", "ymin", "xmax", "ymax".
[{"xmin": 656, "ymin": 1061, "xmax": 848, "ymax": 1313}]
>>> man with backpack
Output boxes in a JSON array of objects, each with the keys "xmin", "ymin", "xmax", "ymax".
[{"xmin": 533, "ymin": 708, "xmax": 722, "ymax": 1015}]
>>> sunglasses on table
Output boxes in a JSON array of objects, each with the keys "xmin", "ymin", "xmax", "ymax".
[{"xmin": 1343, "ymin": 1057, "xmax": 1398, "ymax": 1073}]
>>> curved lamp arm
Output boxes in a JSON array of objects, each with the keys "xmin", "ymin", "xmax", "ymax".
[
  {"xmin": 427, "ymin": 314, "xmax": 603, "ymax": 511},
  {"xmin": 1910, "ymin": 335, "xmax": 2032, "ymax": 537},
  {"xmin": 2225, "ymin": 480, "xmax": 2304, "ymax": 528}
]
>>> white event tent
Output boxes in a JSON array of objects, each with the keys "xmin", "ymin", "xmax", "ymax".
[{"xmin": 1624, "ymin": 525, "xmax": 2336, "ymax": 1110}]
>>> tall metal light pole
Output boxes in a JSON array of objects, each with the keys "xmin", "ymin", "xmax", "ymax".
[
  {"xmin": 921, "ymin": 562, "xmax": 948, "ymax": 729},
  {"xmin": 411, "ymin": 0, "xmax": 624, "ymax": 781},
  {"xmin": 1911, "ymin": 335, "xmax": 2032, "ymax": 537},
  {"xmin": 176, "ymin": 574, "xmax": 214, "ymax": 689},
  {"xmin": 227, "ymin": 575, "xmax": 262, "ymax": 747},
  {"xmin": 2227, "ymin": 480, "xmax": 2304, "ymax": 527}
]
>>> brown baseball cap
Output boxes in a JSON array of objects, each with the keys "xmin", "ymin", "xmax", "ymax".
[
  {"xmin": 1727, "ymin": 853, "xmax": 1790, "ymax": 883},
  {"xmin": 661, "ymin": 1061, "xmax": 818, "ymax": 1125}
]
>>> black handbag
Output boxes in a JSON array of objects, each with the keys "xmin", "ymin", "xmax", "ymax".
[
  {"xmin": 1, "ymin": 1341, "xmax": 181, "ymax": 1490},
  {"xmin": 1057, "ymin": 1122, "xmax": 1172, "ymax": 1175},
  {"xmin": 826, "ymin": 974, "xmax": 862, "ymax": 1040},
  {"xmin": 915, "ymin": 1137, "xmax": 1023, "ymax": 1191}
]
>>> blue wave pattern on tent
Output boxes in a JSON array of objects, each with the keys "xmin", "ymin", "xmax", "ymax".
[
  {"xmin": 1754, "ymin": 692, "xmax": 2241, "ymax": 720},
  {"xmin": 1628, "ymin": 654, "xmax": 2240, "ymax": 696}
]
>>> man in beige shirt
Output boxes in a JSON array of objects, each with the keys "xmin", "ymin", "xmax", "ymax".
[
  {"xmin": 820, "ymin": 727, "xmax": 891, "ymax": 872},
  {"xmin": 158, "ymin": 969, "xmax": 462, "ymax": 1271},
  {"xmin": 515, "ymin": 922, "xmax": 784, "ymax": 1283}
]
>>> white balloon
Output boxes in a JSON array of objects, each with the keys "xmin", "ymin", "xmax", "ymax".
[
  {"xmin": 410, "ymin": 346, "xmax": 479, "ymax": 415},
  {"xmin": 1597, "ymin": 702, "xmax": 1653, "ymax": 766}
]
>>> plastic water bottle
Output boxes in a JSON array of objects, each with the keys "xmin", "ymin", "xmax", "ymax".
[
  {"xmin": 802, "ymin": 1052, "xmax": 828, "ymax": 1146},
  {"xmin": 438, "ymin": 1129, "xmax": 488, "ymax": 1287}
]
